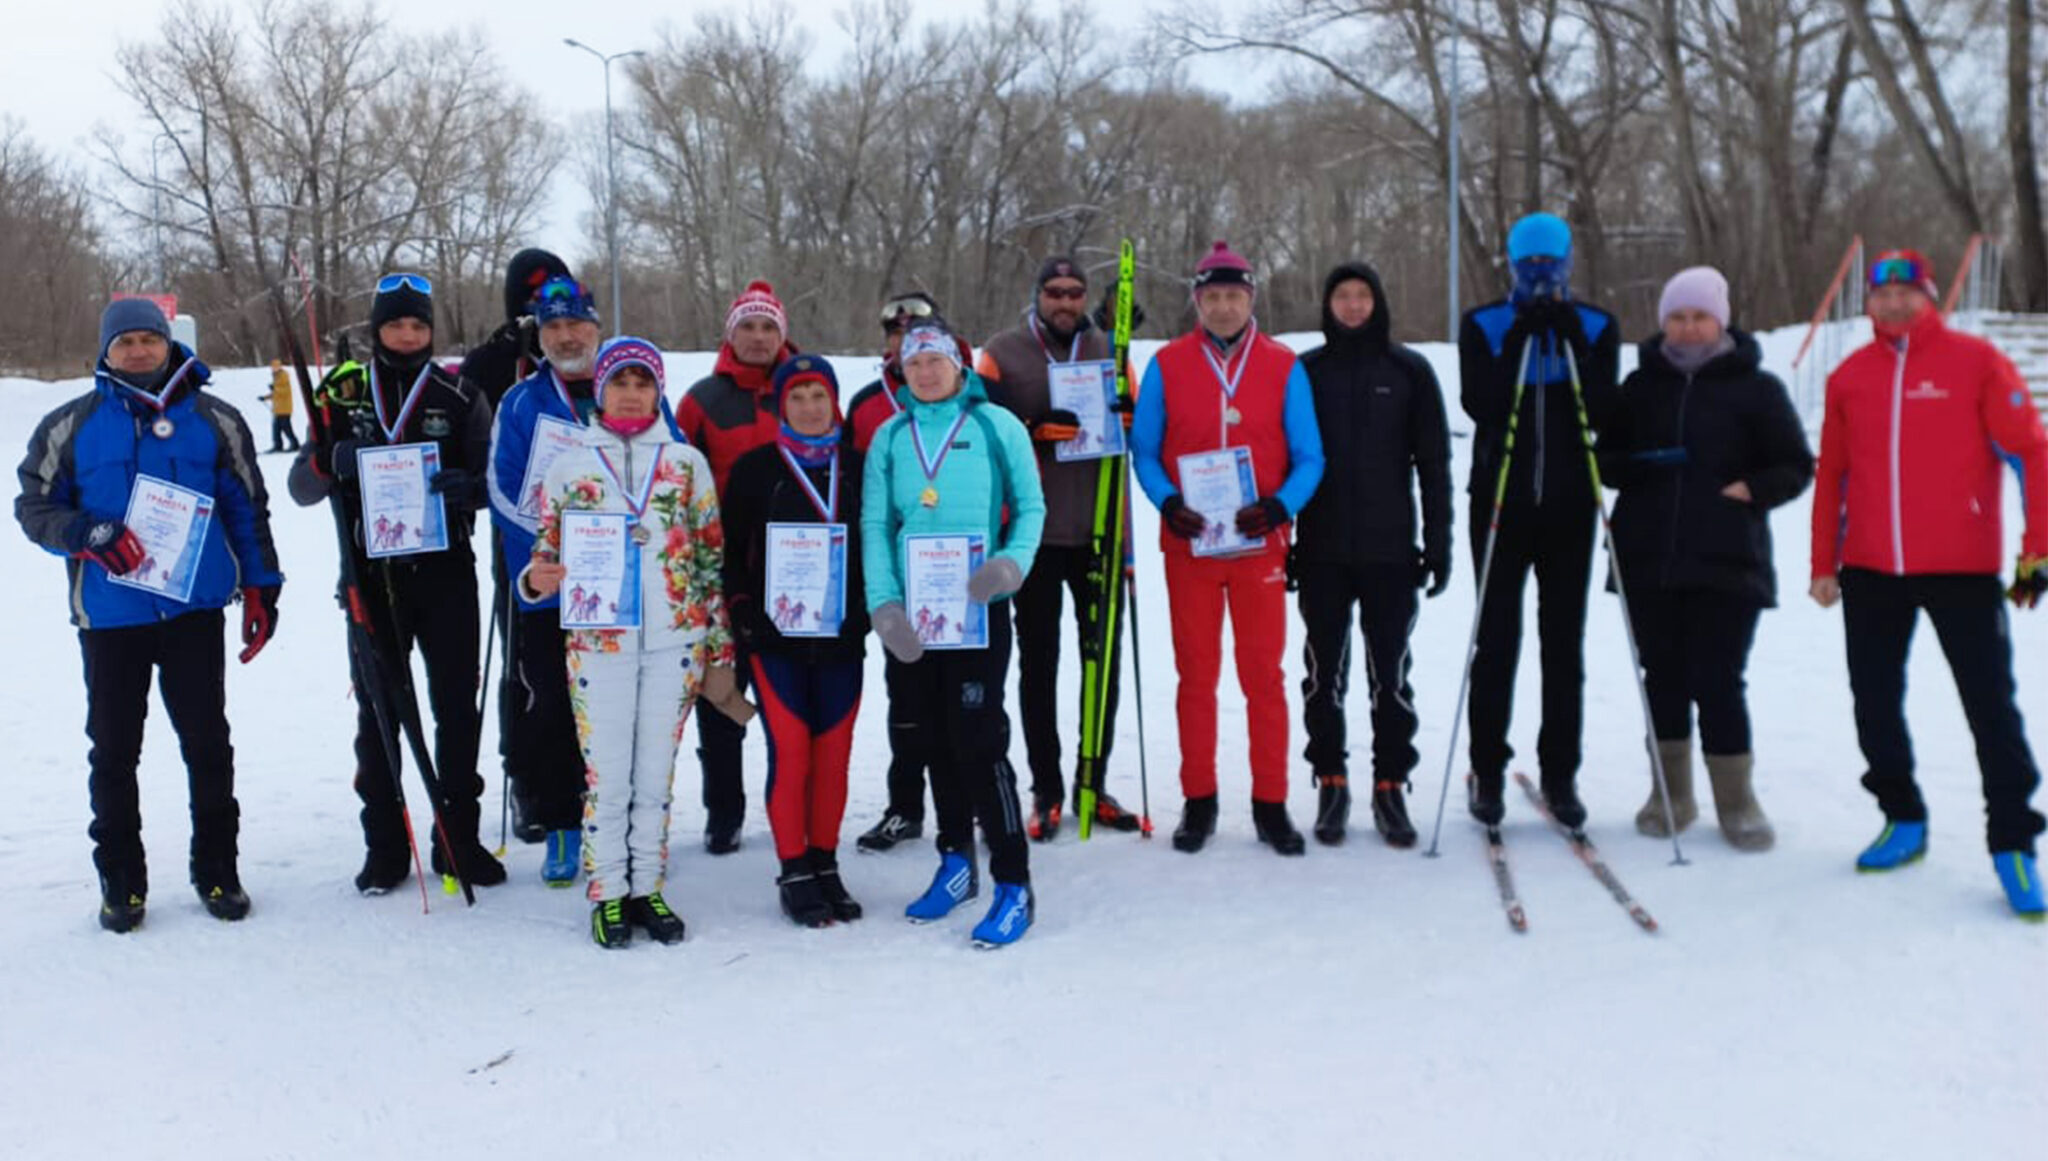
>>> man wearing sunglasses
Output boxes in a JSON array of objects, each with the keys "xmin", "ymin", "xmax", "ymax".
[
  {"xmin": 289, "ymin": 273, "xmax": 506, "ymax": 894},
  {"xmin": 976, "ymin": 256, "xmax": 1143, "ymax": 840},
  {"xmin": 1810, "ymin": 249, "xmax": 2048, "ymax": 916}
]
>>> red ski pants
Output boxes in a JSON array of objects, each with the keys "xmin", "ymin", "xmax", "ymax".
[
  {"xmin": 751, "ymin": 653, "xmax": 863, "ymax": 860},
  {"xmin": 1163, "ymin": 548, "xmax": 1291, "ymax": 803}
]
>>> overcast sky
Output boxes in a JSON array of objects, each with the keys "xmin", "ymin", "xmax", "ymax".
[{"xmin": 5, "ymin": 0, "xmax": 1268, "ymax": 269}]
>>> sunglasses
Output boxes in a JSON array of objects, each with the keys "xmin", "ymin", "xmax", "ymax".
[
  {"xmin": 1039, "ymin": 283, "xmax": 1088, "ymax": 301},
  {"xmin": 376, "ymin": 272, "xmax": 432, "ymax": 296},
  {"xmin": 880, "ymin": 297, "xmax": 936, "ymax": 327},
  {"xmin": 1870, "ymin": 256, "xmax": 1925, "ymax": 287}
]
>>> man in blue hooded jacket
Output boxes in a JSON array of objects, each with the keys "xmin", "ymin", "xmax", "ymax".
[{"xmin": 15, "ymin": 298, "xmax": 284, "ymax": 931}]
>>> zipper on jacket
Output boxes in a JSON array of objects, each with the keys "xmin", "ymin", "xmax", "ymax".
[{"xmin": 1888, "ymin": 337, "xmax": 1908, "ymax": 574}]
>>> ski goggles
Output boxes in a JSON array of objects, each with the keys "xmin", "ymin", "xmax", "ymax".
[
  {"xmin": 880, "ymin": 296, "xmax": 937, "ymax": 329},
  {"xmin": 1869, "ymin": 253, "xmax": 1928, "ymax": 289},
  {"xmin": 375, "ymin": 272, "xmax": 433, "ymax": 296},
  {"xmin": 534, "ymin": 276, "xmax": 600, "ymax": 323}
]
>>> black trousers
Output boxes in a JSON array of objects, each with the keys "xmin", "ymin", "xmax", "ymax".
[
  {"xmin": 882, "ymin": 657, "xmax": 931, "ymax": 823},
  {"xmin": 269, "ymin": 415, "xmax": 300, "ymax": 452},
  {"xmin": 1841, "ymin": 568, "xmax": 2044, "ymax": 855},
  {"xmin": 889, "ymin": 601, "xmax": 1029, "ymax": 884},
  {"xmin": 697, "ymin": 655, "xmax": 751, "ymax": 829},
  {"xmin": 1297, "ymin": 560, "xmax": 1421, "ymax": 783},
  {"xmin": 1012, "ymin": 543, "xmax": 1121, "ymax": 804},
  {"xmin": 1466, "ymin": 493, "xmax": 1596, "ymax": 786},
  {"xmin": 353, "ymin": 551, "xmax": 484, "ymax": 852},
  {"xmin": 509, "ymin": 608, "xmax": 587, "ymax": 831},
  {"xmin": 1623, "ymin": 586, "xmax": 1762, "ymax": 755},
  {"xmin": 78, "ymin": 609, "xmax": 239, "ymax": 895}
]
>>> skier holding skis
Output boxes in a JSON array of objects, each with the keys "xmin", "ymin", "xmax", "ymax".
[
  {"xmin": 1457, "ymin": 212, "xmax": 1621, "ymax": 830},
  {"xmin": 1809, "ymin": 249, "xmax": 2048, "ymax": 916},
  {"xmin": 521, "ymin": 337, "xmax": 747, "ymax": 947},
  {"xmin": 288, "ymin": 274, "xmax": 507, "ymax": 893},
  {"xmin": 1132, "ymin": 241, "xmax": 1326, "ymax": 856},
  {"xmin": 16, "ymin": 298, "xmax": 283, "ymax": 930},
  {"xmin": 722, "ymin": 355, "xmax": 871, "ymax": 926},
  {"xmin": 862, "ymin": 317, "xmax": 1045, "ymax": 946},
  {"xmin": 676, "ymin": 280, "xmax": 800, "ymax": 855},
  {"xmin": 1292, "ymin": 261, "xmax": 1452, "ymax": 848},
  {"xmin": 976, "ymin": 256, "xmax": 1142, "ymax": 840},
  {"xmin": 1603, "ymin": 266, "xmax": 1812, "ymax": 851}
]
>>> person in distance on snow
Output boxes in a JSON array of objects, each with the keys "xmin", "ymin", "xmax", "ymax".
[
  {"xmin": 260, "ymin": 359, "xmax": 299, "ymax": 453},
  {"xmin": 721, "ymin": 355, "xmax": 871, "ymax": 927},
  {"xmin": 1292, "ymin": 261, "xmax": 1452, "ymax": 848},
  {"xmin": 861, "ymin": 317, "xmax": 1045, "ymax": 947},
  {"xmin": 15, "ymin": 298, "xmax": 284, "ymax": 931},
  {"xmin": 1457, "ymin": 212, "xmax": 1620, "ymax": 831},
  {"xmin": 1131, "ymin": 240, "xmax": 1326, "ymax": 857},
  {"xmin": 1600, "ymin": 266, "xmax": 1812, "ymax": 852},
  {"xmin": 676, "ymin": 280, "xmax": 801, "ymax": 856},
  {"xmin": 1809, "ymin": 249, "xmax": 2048, "ymax": 917},
  {"xmin": 976, "ymin": 255, "xmax": 1143, "ymax": 840},
  {"xmin": 288, "ymin": 274, "xmax": 507, "ymax": 894},
  {"xmin": 520, "ymin": 337, "xmax": 750, "ymax": 948}
]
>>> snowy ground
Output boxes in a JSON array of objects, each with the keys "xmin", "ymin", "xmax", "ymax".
[{"xmin": 2, "ymin": 327, "xmax": 2043, "ymax": 1160}]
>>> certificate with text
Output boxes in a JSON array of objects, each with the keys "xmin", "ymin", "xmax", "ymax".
[
  {"xmin": 1049, "ymin": 360, "xmax": 1125, "ymax": 462},
  {"xmin": 902, "ymin": 533, "xmax": 988, "ymax": 650},
  {"xmin": 357, "ymin": 443, "xmax": 449, "ymax": 559},
  {"xmin": 765, "ymin": 522, "xmax": 848, "ymax": 638},
  {"xmin": 518, "ymin": 416, "xmax": 586, "ymax": 520},
  {"xmin": 109, "ymin": 474, "xmax": 214, "ymax": 603},
  {"xmin": 559, "ymin": 512, "xmax": 640, "ymax": 629},
  {"xmin": 1178, "ymin": 446, "xmax": 1260, "ymax": 558}
]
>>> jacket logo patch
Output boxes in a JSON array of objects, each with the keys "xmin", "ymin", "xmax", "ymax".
[
  {"xmin": 951, "ymin": 440, "xmax": 972, "ymax": 450},
  {"xmin": 422, "ymin": 410, "xmax": 451, "ymax": 437},
  {"xmin": 1905, "ymin": 380, "xmax": 1948, "ymax": 400}
]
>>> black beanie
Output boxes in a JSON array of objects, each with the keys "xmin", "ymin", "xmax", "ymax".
[
  {"xmin": 371, "ymin": 282, "xmax": 433, "ymax": 332},
  {"xmin": 1036, "ymin": 255, "xmax": 1086, "ymax": 289}
]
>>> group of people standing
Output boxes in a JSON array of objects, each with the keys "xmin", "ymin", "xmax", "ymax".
[{"xmin": 16, "ymin": 214, "xmax": 2048, "ymax": 946}]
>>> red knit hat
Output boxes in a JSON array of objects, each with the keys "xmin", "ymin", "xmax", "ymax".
[
  {"xmin": 1193, "ymin": 240, "xmax": 1255, "ymax": 289},
  {"xmin": 1869, "ymin": 249, "xmax": 1939, "ymax": 300},
  {"xmin": 725, "ymin": 280, "xmax": 788, "ymax": 341}
]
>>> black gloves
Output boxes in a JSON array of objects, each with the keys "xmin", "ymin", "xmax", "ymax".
[
  {"xmin": 1418, "ymin": 547, "xmax": 1452, "ymax": 599},
  {"xmin": 1092, "ymin": 287, "xmax": 1146, "ymax": 333},
  {"xmin": 323, "ymin": 439, "xmax": 365, "ymax": 484},
  {"xmin": 1234, "ymin": 497, "xmax": 1290, "ymax": 539},
  {"xmin": 1510, "ymin": 298, "xmax": 1587, "ymax": 356},
  {"xmin": 428, "ymin": 467, "xmax": 487, "ymax": 514},
  {"xmin": 1029, "ymin": 409, "xmax": 1083, "ymax": 444},
  {"xmin": 1161, "ymin": 495, "xmax": 1207, "ymax": 540}
]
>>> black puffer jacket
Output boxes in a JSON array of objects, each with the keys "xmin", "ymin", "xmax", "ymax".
[
  {"xmin": 1601, "ymin": 330, "xmax": 1814, "ymax": 606},
  {"xmin": 1293, "ymin": 262, "xmax": 1453, "ymax": 570}
]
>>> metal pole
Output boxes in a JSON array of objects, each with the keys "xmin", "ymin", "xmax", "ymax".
[
  {"xmin": 565, "ymin": 40, "xmax": 644, "ymax": 336},
  {"xmin": 151, "ymin": 132, "xmax": 173, "ymax": 290}
]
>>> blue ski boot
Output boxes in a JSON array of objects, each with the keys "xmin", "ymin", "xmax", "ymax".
[
  {"xmin": 1855, "ymin": 820, "xmax": 1927, "ymax": 872},
  {"xmin": 543, "ymin": 829, "xmax": 582, "ymax": 887},
  {"xmin": 1993, "ymin": 852, "xmax": 2045, "ymax": 920},
  {"xmin": 904, "ymin": 852, "xmax": 977, "ymax": 923},
  {"xmin": 971, "ymin": 882, "xmax": 1033, "ymax": 948}
]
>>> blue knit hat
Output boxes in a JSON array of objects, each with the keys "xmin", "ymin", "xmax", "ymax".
[
  {"xmin": 1507, "ymin": 213, "xmax": 1572, "ymax": 262},
  {"xmin": 99, "ymin": 298, "xmax": 172, "ymax": 359}
]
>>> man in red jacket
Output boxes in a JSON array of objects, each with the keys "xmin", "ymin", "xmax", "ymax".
[
  {"xmin": 1810, "ymin": 249, "xmax": 2048, "ymax": 913},
  {"xmin": 677, "ymin": 280, "xmax": 797, "ymax": 854}
]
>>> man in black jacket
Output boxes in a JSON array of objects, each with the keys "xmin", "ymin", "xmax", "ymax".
[{"xmin": 1294, "ymin": 263, "xmax": 1452, "ymax": 846}]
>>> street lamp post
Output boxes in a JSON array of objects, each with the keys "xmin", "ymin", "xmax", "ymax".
[
  {"xmin": 564, "ymin": 38, "xmax": 644, "ymax": 336},
  {"xmin": 151, "ymin": 131, "xmax": 175, "ymax": 291}
]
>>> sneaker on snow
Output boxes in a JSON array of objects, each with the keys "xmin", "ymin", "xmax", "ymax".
[
  {"xmin": 1252, "ymin": 800, "xmax": 1306, "ymax": 856},
  {"xmin": 1371, "ymin": 780, "xmax": 1418, "ymax": 849},
  {"xmin": 778, "ymin": 859, "xmax": 834, "ymax": 928},
  {"xmin": 626, "ymin": 893, "xmax": 688, "ymax": 943},
  {"xmin": 1313, "ymin": 774, "xmax": 1350, "ymax": 846},
  {"xmin": 1087, "ymin": 791, "xmax": 1143, "ymax": 833},
  {"xmin": 1856, "ymin": 821, "xmax": 1928, "ymax": 872},
  {"xmin": 1992, "ymin": 852, "xmax": 2045, "ymax": 920},
  {"xmin": 971, "ymin": 882, "xmax": 1033, "ymax": 948},
  {"xmin": 856, "ymin": 810, "xmax": 922, "ymax": 853},
  {"xmin": 1027, "ymin": 796, "xmax": 1062, "ymax": 843},
  {"xmin": 542, "ymin": 829, "xmax": 581, "ymax": 886},
  {"xmin": 355, "ymin": 847, "xmax": 411, "ymax": 895},
  {"xmin": 1467, "ymin": 772, "xmax": 1505, "ymax": 827},
  {"xmin": 1172, "ymin": 795, "xmax": 1218, "ymax": 853},
  {"xmin": 904, "ymin": 852, "xmax": 978, "ymax": 923},
  {"xmin": 591, "ymin": 898, "xmax": 631, "ymax": 949}
]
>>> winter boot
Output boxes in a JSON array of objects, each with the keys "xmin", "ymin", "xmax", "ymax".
[
  {"xmin": 509, "ymin": 780, "xmax": 546, "ymax": 845},
  {"xmin": 1371, "ymin": 780, "xmax": 1418, "ymax": 849},
  {"xmin": 1636, "ymin": 739, "xmax": 1699, "ymax": 837},
  {"xmin": 855, "ymin": 810, "xmax": 922, "ymax": 853},
  {"xmin": 98, "ymin": 874, "xmax": 145, "ymax": 934},
  {"xmin": 1027, "ymin": 794, "xmax": 1063, "ymax": 843},
  {"xmin": 904, "ymin": 851, "xmax": 978, "ymax": 923},
  {"xmin": 590, "ymin": 897, "xmax": 631, "ymax": 948},
  {"xmin": 192, "ymin": 858, "xmax": 251, "ymax": 922},
  {"xmin": 1992, "ymin": 852, "xmax": 2046, "ymax": 920},
  {"xmin": 1172, "ymin": 795, "xmax": 1219, "ymax": 853},
  {"xmin": 1086, "ymin": 791, "xmax": 1144, "ymax": 833},
  {"xmin": 1312, "ymin": 773, "xmax": 1350, "ymax": 846},
  {"xmin": 431, "ymin": 839, "xmax": 508, "ymax": 887},
  {"xmin": 626, "ymin": 893, "xmax": 688, "ymax": 943},
  {"xmin": 1705, "ymin": 752, "xmax": 1774, "ymax": 852},
  {"xmin": 705, "ymin": 814, "xmax": 743, "ymax": 856},
  {"xmin": 778, "ymin": 858, "xmax": 834, "ymax": 928},
  {"xmin": 542, "ymin": 829, "xmax": 581, "ymax": 887},
  {"xmin": 971, "ymin": 882, "xmax": 1034, "ymax": 948},
  {"xmin": 1253, "ymin": 800, "xmax": 1307, "ymax": 856},
  {"xmin": 1856, "ymin": 820, "xmax": 1928, "ymax": 871},
  {"xmin": 354, "ymin": 846, "xmax": 412, "ymax": 895},
  {"xmin": 810, "ymin": 848, "xmax": 863, "ymax": 922},
  {"xmin": 1467, "ymin": 771, "xmax": 1506, "ymax": 827},
  {"xmin": 1541, "ymin": 775, "xmax": 1588, "ymax": 832}
]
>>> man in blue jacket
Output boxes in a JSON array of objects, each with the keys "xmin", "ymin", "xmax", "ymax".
[{"xmin": 15, "ymin": 299, "xmax": 284, "ymax": 932}]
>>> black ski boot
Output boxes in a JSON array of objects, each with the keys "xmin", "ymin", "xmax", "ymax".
[
  {"xmin": 1372, "ymin": 780, "xmax": 1418, "ymax": 848},
  {"xmin": 1312, "ymin": 773, "xmax": 1350, "ymax": 846},
  {"xmin": 705, "ymin": 815, "xmax": 743, "ymax": 856},
  {"xmin": 810, "ymin": 848, "xmax": 863, "ymax": 922},
  {"xmin": 778, "ymin": 858, "xmax": 834, "ymax": 928},
  {"xmin": 355, "ymin": 846, "xmax": 412, "ymax": 895},
  {"xmin": 431, "ymin": 840, "xmax": 508, "ymax": 887},
  {"xmin": 509, "ymin": 780, "xmax": 546, "ymax": 844},
  {"xmin": 1172, "ymin": 795, "xmax": 1218, "ymax": 853},
  {"xmin": 626, "ymin": 893, "xmax": 687, "ymax": 944},
  {"xmin": 192, "ymin": 858, "xmax": 251, "ymax": 921},
  {"xmin": 1027, "ymin": 793, "xmax": 1063, "ymax": 843},
  {"xmin": 1543, "ymin": 775, "xmax": 1588, "ymax": 833},
  {"xmin": 1467, "ymin": 771, "xmax": 1506, "ymax": 826},
  {"xmin": 1253, "ymin": 800, "xmax": 1307, "ymax": 856},
  {"xmin": 855, "ymin": 810, "xmax": 922, "ymax": 853},
  {"xmin": 98, "ymin": 873, "xmax": 146, "ymax": 934},
  {"xmin": 591, "ymin": 897, "xmax": 632, "ymax": 948}
]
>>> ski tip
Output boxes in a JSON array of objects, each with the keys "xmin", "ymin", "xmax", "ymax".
[{"xmin": 442, "ymin": 874, "xmax": 459, "ymax": 897}]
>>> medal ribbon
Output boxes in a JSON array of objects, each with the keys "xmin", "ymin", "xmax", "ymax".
[
  {"xmin": 778, "ymin": 446, "xmax": 839, "ymax": 522},
  {"xmin": 1028, "ymin": 311, "xmax": 1083, "ymax": 365},
  {"xmin": 908, "ymin": 408, "xmax": 972, "ymax": 493},
  {"xmin": 1200, "ymin": 318, "xmax": 1257, "ymax": 400},
  {"xmin": 369, "ymin": 361, "xmax": 435, "ymax": 444},
  {"xmin": 593, "ymin": 445, "xmax": 663, "ymax": 525},
  {"xmin": 116, "ymin": 358, "xmax": 200, "ymax": 416}
]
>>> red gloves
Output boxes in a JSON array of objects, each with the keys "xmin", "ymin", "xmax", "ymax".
[
  {"xmin": 79, "ymin": 521, "xmax": 146, "ymax": 575},
  {"xmin": 239, "ymin": 585, "xmax": 281, "ymax": 663}
]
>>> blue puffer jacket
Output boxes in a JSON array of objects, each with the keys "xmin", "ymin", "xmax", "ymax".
[{"xmin": 14, "ymin": 346, "xmax": 284, "ymax": 629}]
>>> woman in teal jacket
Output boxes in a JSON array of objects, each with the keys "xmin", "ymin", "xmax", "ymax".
[{"xmin": 862, "ymin": 317, "xmax": 1045, "ymax": 947}]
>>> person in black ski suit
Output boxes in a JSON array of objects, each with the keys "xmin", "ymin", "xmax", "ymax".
[
  {"xmin": 1293, "ymin": 261, "xmax": 1452, "ymax": 847},
  {"xmin": 1458, "ymin": 212, "xmax": 1620, "ymax": 829},
  {"xmin": 1601, "ymin": 266, "xmax": 1813, "ymax": 851},
  {"xmin": 289, "ymin": 274, "xmax": 507, "ymax": 893}
]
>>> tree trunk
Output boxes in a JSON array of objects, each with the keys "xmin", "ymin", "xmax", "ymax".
[{"xmin": 2009, "ymin": 0, "xmax": 2048, "ymax": 309}]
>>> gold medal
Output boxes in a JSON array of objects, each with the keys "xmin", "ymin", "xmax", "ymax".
[
  {"xmin": 1223, "ymin": 407, "xmax": 1242, "ymax": 426},
  {"xmin": 920, "ymin": 486, "xmax": 940, "ymax": 508}
]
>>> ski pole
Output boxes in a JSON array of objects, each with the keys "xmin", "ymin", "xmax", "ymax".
[
  {"xmin": 1425, "ymin": 338, "xmax": 1534, "ymax": 857},
  {"xmin": 1123, "ymin": 558, "xmax": 1153, "ymax": 837},
  {"xmin": 1562, "ymin": 342, "xmax": 1688, "ymax": 865}
]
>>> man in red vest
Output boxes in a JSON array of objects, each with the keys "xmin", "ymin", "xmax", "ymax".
[{"xmin": 1132, "ymin": 241, "xmax": 1326, "ymax": 855}]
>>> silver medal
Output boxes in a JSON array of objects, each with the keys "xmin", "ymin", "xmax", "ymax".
[
  {"xmin": 1223, "ymin": 407, "xmax": 1242, "ymax": 426},
  {"xmin": 631, "ymin": 523, "xmax": 652, "ymax": 545}
]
